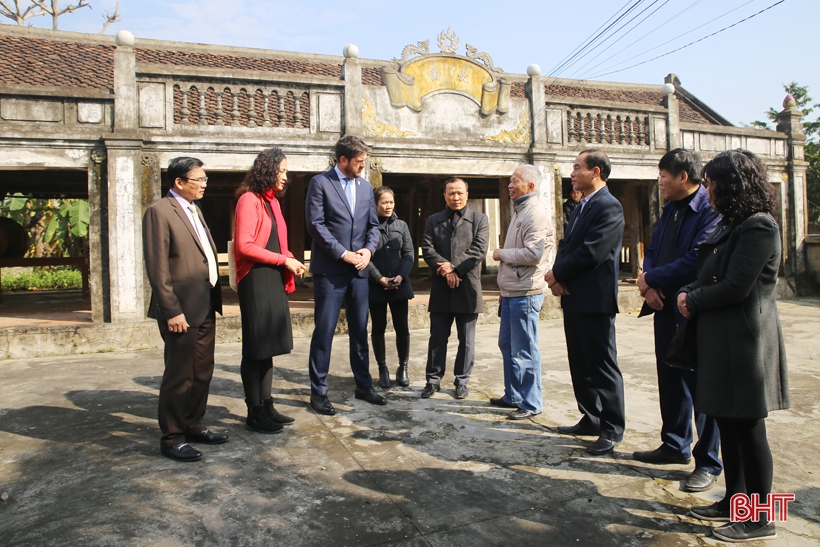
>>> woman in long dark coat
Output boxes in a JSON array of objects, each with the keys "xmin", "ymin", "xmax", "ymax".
[
  {"xmin": 368, "ymin": 186, "xmax": 414, "ymax": 387},
  {"xmin": 234, "ymin": 148, "xmax": 306, "ymax": 433},
  {"xmin": 677, "ymin": 149, "xmax": 789, "ymax": 542}
]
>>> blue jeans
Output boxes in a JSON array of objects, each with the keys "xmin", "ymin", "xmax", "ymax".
[{"xmin": 498, "ymin": 293, "xmax": 545, "ymax": 413}]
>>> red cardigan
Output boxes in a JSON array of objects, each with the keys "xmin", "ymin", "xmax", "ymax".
[{"xmin": 234, "ymin": 191, "xmax": 295, "ymax": 292}]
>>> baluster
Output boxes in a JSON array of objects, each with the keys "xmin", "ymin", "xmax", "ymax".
[
  {"xmin": 180, "ymin": 85, "xmax": 191, "ymax": 125},
  {"xmin": 595, "ymin": 113, "xmax": 603, "ymax": 143},
  {"xmin": 642, "ymin": 116, "xmax": 650, "ymax": 145},
  {"xmin": 262, "ymin": 90, "xmax": 272, "ymax": 127},
  {"xmin": 277, "ymin": 89, "xmax": 287, "ymax": 128},
  {"xmin": 585, "ymin": 113, "xmax": 593, "ymax": 142},
  {"xmin": 214, "ymin": 88, "xmax": 225, "ymax": 126},
  {"xmin": 567, "ymin": 111, "xmax": 576, "ymax": 142},
  {"xmin": 626, "ymin": 115, "xmax": 634, "ymax": 145},
  {"xmin": 230, "ymin": 87, "xmax": 241, "ymax": 127},
  {"xmin": 247, "ymin": 89, "xmax": 257, "ymax": 127},
  {"xmin": 607, "ymin": 114, "xmax": 614, "ymax": 144},
  {"xmin": 617, "ymin": 115, "xmax": 624, "ymax": 144},
  {"xmin": 577, "ymin": 112, "xmax": 585, "ymax": 143},
  {"xmin": 198, "ymin": 87, "xmax": 208, "ymax": 126},
  {"xmin": 293, "ymin": 92, "xmax": 303, "ymax": 128}
]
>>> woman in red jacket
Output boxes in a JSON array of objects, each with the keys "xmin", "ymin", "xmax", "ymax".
[{"xmin": 234, "ymin": 148, "xmax": 305, "ymax": 433}]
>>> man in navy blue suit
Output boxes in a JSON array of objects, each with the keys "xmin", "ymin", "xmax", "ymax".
[
  {"xmin": 545, "ymin": 149, "xmax": 625, "ymax": 455},
  {"xmin": 633, "ymin": 148, "xmax": 722, "ymax": 492},
  {"xmin": 305, "ymin": 135, "xmax": 385, "ymax": 415}
]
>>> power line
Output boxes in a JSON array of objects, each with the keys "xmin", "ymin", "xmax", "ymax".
[
  {"xmin": 547, "ymin": 0, "xmax": 645, "ymax": 77},
  {"xmin": 589, "ymin": 0, "xmax": 783, "ymax": 79},
  {"xmin": 577, "ymin": 0, "xmax": 707, "ymax": 80},
  {"xmin": 563, "ymin": 0, "xmax": 672, "ymax": 79}
]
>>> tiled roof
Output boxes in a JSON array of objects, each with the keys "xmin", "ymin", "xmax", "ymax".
[
  {"xmin": 135, "ymin": 49, "xmax": 341, "ymax": 78},
  {"xmin": 0, "ymin": 34, "xmax": 114, "ymax": 90},
  {"xmin": 544, "ymin": 83, "xmax": 715, "ymax": 125},
  {"xmin": 362, "ymin": 67, "xmax": 382, "ymax": 86}
]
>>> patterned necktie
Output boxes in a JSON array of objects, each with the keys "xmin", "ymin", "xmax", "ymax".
[
  {"xmin": 343, "ymin": 178, "xmax": 354, "ymax": 214},
  {"xmin": 189, "ymin": 205, "xmax": 218, "ymax": 287}
]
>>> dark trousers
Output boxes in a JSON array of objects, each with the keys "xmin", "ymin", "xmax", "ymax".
[
  {"xmin": 369, "ymin": 299, "xmax": 410, "ymax": 338},
  {"xmin": 157, "ymin": 310, "xmax": 216, "ymax": 449},
  {"xmin": 425, "ymin": 312, "xmax": 477, "ymax": 386},
  {"xmin": 309, "ymin": 272, "xmax": 372, "ymax": 396},
  {"xmin": 563, "ymin": 309, "xmax": 625, "ymax": 441},
  {"xmin": 654, "ymin": 313, "xmax": 722, "ymax": 474},
  {"xmin": 714, "ymin": 417, "xmax": 773, "ymax": 517}
]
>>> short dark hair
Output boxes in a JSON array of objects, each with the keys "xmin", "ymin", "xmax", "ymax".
[
  {"xmin": 659, "ymin": 148, "xmax": 702, "ymax": 185},
  {"xmin": 702, "ymin": 149, "xmax": 776, "ymax": 221},
  {"xmin": 443, "ymin": 177, "xmax": 468, "ymax": 192},
  {"xmin": 237, "ymin": 147, "xmax": 287, "ymax": 198},
  {"xmin": 579, "ymin": 149, "xmax": 611, "ymax": 181},
  {"xmin": 167, "ymin": 157, "xmax": 203, "ymax": 184},
  {"xmin": 336, "ymin": 135, "xmax": 369, "ymax": 162},
  {"xmin": 373, "ymin": 185, "xmax": 395, "ymax": 202}
]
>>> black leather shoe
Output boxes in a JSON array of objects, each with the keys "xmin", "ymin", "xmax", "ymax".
[
  {"xmin": 354, "ymin": 387, "xmax": 387, "ymax": 405},
  {"xmin": 685, "ymin": 469, "xmax": 717, "ymax": 492},
  {"xmin": 378, "ymin": 365, "xmax": 391, "ymax": 388},
  {"xmin": 420, "ymin": 383, "xmax": 440, "ymax": 398},
  {"xmin": 586, "ymin": 437, "xmax": 619, "ymax": 455},
  {"xmin": 489, "ymin": 397, "xmax": 517, "ymax": 408},
  {"xmin": 161, "ymin": 442, "xmax": 202, "ymax": 462},
  {"xmin": 557, "ymin": 419, "xmax": 600, "ymax": 436},
  {"xmin": 689, "ymin": 502, "xmax": 730, "ymax": 522},
  {"xmin": 507, "ymin": 409, "xmax": 537, "ymax": 420},
  {"xmin": 263, "ymin": 399, "xmax": 295, "ymax": 425},
  {"xmin": 455, "ymin": 385, "xmax": 468, "ymax": 399},
  {"xmin": 184, "ymin": 429, "xmax": 229, "ymax": 445},
  {"xmin": 396, "ymin": 365, "xmax": 410, "ymax": 387},
  {"xmin": 310, "ymin": 394, "xmax": 336, "ymax": 416},
  {"xmin": 632, "ymin": 446, "xmax": 691, "ymax": 465},
  {"xmin": 713, "ymin": 521, "xmax": 776, "ymax": 542}
]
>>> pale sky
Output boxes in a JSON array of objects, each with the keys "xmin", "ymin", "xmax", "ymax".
[{"xmin": 6, "ymin": 0, "xmax": 816, "ymax": 129}]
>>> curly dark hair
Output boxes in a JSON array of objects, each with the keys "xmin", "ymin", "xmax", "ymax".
[
  {"xmin": 236, "ymin": 147, "xmax": 287, "ymax": 198},
  {"xmin": 702, "ymin": 149, "xmax": 776, "ymax": 222}
]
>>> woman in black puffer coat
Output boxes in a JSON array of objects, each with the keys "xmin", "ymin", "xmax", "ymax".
[{"xmin": 367, "ymin": 186, "xmax": 415, "ymax": 388}]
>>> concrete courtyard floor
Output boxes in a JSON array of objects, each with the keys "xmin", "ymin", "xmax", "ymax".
[{"xmin": 1, "ymin": 300, "xmax": 819, "ymax": 546}]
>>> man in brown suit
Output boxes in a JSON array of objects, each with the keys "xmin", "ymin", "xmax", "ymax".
[{"xmin": 143, "ymin": 157, "xmax": 226, "ymax": 462}]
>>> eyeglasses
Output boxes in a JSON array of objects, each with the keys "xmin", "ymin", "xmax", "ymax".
[{"xmin": 186, "ymin": 177, "xmax": 208, "ymax": 186}]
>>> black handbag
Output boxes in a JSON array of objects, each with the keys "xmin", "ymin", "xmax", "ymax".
[{"xmin": 664, "ymin": 318, "xmax": 697, "ymax": 370}]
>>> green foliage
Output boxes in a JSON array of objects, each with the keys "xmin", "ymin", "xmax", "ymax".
[
  {"xmin": 750, "ymin": 82, "xmax": 820, "ymax": 221},
  {"xmin": 0, "ymin": 196, "xmax": 89, "ymax": 257},
  {"xmin": 1, "ymin": 266, "xmax": 82, "ymax": 292}
]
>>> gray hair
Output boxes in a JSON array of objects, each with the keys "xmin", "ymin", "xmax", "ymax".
[{"xmin": 514, "ymin": 164, "xmax": 541, "ymax": 187}]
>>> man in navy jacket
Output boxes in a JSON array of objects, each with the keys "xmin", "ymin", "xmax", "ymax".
[
  {"xmin": 633, "ymin": 148, "xmax": 722, "ymax": 492},
  {"xmin": 305, "ymin": 135, "xmax": 384, "ymax": 415},
  {"xmin": 546, "ymin": 150, "xmax": 625, "ymax": 455}
]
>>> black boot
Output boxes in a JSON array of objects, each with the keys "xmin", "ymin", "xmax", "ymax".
[
  {"xmin": 372, "ymin": 334, "xmax": 390, "ymax": 388},
  {"xmin": 263, "ymin": 398, "xmax": 295, "ymax": 425},
  {"xmin": 245, "ymin": 400, "xmax": 283, "ymax": 433},
  {"xmin": 396, "ymin": 335, "xmax": 410, "ymax": 387}
]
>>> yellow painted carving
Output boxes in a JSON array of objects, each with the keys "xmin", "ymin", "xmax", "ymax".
[
  {"xmin": 403, "ymin": 57, "xmax": 492, "ymax": 104},
  {"xmin": 484, "ymin": 112, "xmax": 532, "ymax": 144},
  {"xmin": 362, "ymin": 95, "xmax": 413, "ymax": 138}
]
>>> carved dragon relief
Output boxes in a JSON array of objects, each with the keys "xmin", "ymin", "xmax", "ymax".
[
  {"xmin": 484, "ymin": 111, "xmax": 531, "ymax": 144},
  {"xmin": 380, "ymin": 29, "xmax": 510, "ymax": 116},
  {"xmin": 362, "ymin": 95, "xmax": 413, "ymax": 138}
]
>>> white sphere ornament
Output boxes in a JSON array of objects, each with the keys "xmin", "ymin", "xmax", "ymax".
[
  {"xmin": 527, "ymin": 64, "xmax": 541, "ymax": 77},
  {"xmin": 661, "ymin": 83, "xmax": 676, "ymax": 95},
  {"xmin": 115, "ymin": 30, "xmax": 135, "ymax": 47},
  {"xmin": 343, "ymin": 44, "xmax": 359, "ymax": 59}
]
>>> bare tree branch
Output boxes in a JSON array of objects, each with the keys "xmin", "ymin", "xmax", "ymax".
[
  {"xmin": 30, "ymin": 0, "xmax": 90, "ymax": 30},
  {"xmin": 98, "ymin": 0, "xmax": 118, "ymax": 34},
  {"xmin": 0, "ymin": 0, "xmax": 47, "ymax": 25}
]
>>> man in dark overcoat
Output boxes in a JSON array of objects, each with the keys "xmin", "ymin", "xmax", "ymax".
[{"xmin": 420, "ymin": 178, "xmax": 489, "ymax": 400}]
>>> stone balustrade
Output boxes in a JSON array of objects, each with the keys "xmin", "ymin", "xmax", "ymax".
[{"xmin": 566, "ymin": 107, "xmax": 651, "ymax": 148}]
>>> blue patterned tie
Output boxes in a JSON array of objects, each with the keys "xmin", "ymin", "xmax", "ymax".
[{"xmin": 343, "ymin": 178, "xmax": 354, "ymax": 214}]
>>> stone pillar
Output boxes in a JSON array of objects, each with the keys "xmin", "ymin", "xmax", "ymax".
[
  {"xmin": 776, "ymin": 107, "xmax": 810, "ymax": 292},
  {"xmin": 342, "ymin": 45, "xmax": 363, "ymax": 137},
  {"xmin": 113, "ymin": 32, "xmax": 138, "ymax": 131},
  {"xmin": 663, "ymin": 74, "xmax": 680, "ymax": 150},
  {"xmin": 88, "ymin": 148, "xmax": 110, "ymax": 323},
  {"xmin": 531, "ymin": 152, "xmax": 559, "ymax": 265},
  {"xmin": 525, "ymin": 64, "xmax": 547, "ymax": 150},
  {"xmin": 104, "ymin": 137, "xmax": 146, "ymax": 322}
]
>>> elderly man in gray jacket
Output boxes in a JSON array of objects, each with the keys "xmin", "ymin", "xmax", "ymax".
[{"xmin": 490, "ymin": 165, "xmax": 554, "ymax": 419}]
